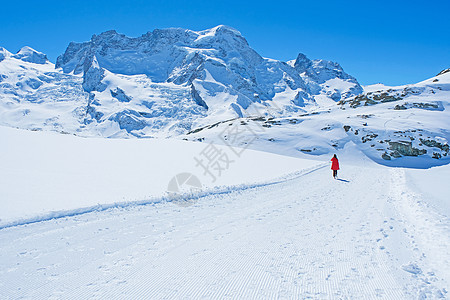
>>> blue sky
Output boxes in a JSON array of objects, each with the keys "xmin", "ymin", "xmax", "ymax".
[{"xmin": 0, "ymin": 0, "xmax": 448, "ymax": 85}]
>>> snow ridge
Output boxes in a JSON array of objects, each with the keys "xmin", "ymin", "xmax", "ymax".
[{"xmin": 0, "ymin": 163, "xmax": 326, "ymax": 230}]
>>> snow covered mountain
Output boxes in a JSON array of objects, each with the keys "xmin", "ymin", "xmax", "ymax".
[
  {"xmin": 56, "ymin": 26, "xmax": 361, "ymax": 107},
  {"xmin": 0, "ymin": 46, "xmax": 88, "ymax": 133},
  {"xmin": 0, "ymin": 25, "xmax": 449, "ymax": 167},
  {"xmin": 0, "ymin": 26, "xmax": 362, "ymax": 137},
  {"xmin": 185, "ymin": 69, "xmax": 450, "ymax": 168}
]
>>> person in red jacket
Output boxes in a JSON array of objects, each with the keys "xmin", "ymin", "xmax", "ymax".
[{"xmin": 331, "ymin": 154, "xmax": 339, "ymax": 179}]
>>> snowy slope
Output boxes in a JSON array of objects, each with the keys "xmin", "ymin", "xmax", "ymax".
[
  {"xmin": 0, "ymin": 47, "xmax": 89, "ymax": 133},
  {"xmin": 0, "ymin": 125, "xmax": 320, "ymax": 227},
  {"xmin": 185, "ymin": 70, "xmax": 450, "ymax": 168},
  {"xmin": 0, "ymin": 115, "xmax": 449, "ymax": 299},
  {"xmin": 0, "ymin": 153, "xmax": 448, "ymax": 298}
]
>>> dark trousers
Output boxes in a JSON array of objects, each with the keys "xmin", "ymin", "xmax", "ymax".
[{"xmin": 333, "ymin": 170, "xmax": 338, "ymax": 178}]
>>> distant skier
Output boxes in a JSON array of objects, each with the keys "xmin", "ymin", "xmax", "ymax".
[{"xmin": 331, "ymin": 154, "xmax": 339, "ymax": 179}]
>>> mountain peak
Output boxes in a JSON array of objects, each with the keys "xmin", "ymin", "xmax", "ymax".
[
  {"xmin": 54, "ymin": 25, "xmax": 361, "ymax": 109},
  {"xmin": 11, "ymin": 46, "xmax": 48, "ymax": 64},
  {"xmin": 92, "ymin": 30, "xmax": 119, "ymax": 38},
  {"xmin": 437, "ymin": 68, "xmax": 450, "ymax": 77},
  {"xmin": 208, "ymin": 25, "xmax": 242, "ymax": 36},
  {"xmin": 99, "ymin": 29, "xmax": 118, "ymax": 35},
  {"xmin": 198, "ymin": 25, "xmax": 245, "ymax": 43},
  {"xmin": 91, "ymin": 30, "xmax": 127, "ymax": 43},
  {"xmin": 0, "ymin": 47, "xmax": 12, "ymax": 61},
  {"xmin": 56, "ymin": 25, "xmax": 258, "ymax": 78},
  {"xmin": 18, "ymin": 46, "xmax": 37, "ymax": 52},
  {"xmin": 294, "ymin": 53, "xmax": 313, "ymax": 73}
]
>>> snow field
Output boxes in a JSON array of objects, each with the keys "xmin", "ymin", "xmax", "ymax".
[
  {"xmin": 0, "ymin": 162, "xmax": 448, "ymax": 298},
  {"xmin": 0, "ymin": 125, "xmax": 320, "ymax": 227}
]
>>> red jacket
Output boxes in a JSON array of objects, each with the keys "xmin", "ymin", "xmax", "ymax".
[{"xmin": 331, "ymin": 157, "xmax": 339, "ymax": 170}]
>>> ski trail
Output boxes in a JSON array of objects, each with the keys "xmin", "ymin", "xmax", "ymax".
[
  {"xmin": 386, "ymin": 168, "xmax": 450, "ymax": 298},
  {"xmin": 0, "ymin": 165, "xmax": 448, "ymax": 299}
]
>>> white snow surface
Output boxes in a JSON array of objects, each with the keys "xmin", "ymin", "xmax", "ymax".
[
  {"xmin": 0, "ymin": 126, "xmax": 319, "ymax": 228},
  {"xmin": 0, "ymin": 127, "xmax": 448, "ymax": 298},
  {"xmin": 0, "ymin": 26, "xmax": 449, "ymax": 298}
]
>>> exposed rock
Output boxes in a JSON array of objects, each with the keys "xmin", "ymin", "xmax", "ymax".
[
  {"xmin": 82, "ymin": 56, "xmax": 106, "ymax": 92},
  {"xmin": 436, "ymin": 68, "xmax": 450, "ymax": 76},
  {"xmin": 432, "ymin": 152, "xmax": 442, "ymax": 159},
  {"xmin": 395, "ymin": 102, "xmax": 441, "ymax": 111},
  {"xmin": 293, "ymin": 90, "xmax": 309, "ymax": 106},
  {"xmin": 388, "ymin": 141, "xmax": 427, "ymax": 156},
  {"xmin": 339, "ymin": 87, "xmax": 425, "ymax": 108},
  {"xmin": 394, "ymin": 104, "xmax": 407, "ymax": 110},
  {"xmin": 110, "ymin": 87, "xmax": 132, "ymax": 102},
  {"xmin": 361, "ymin": 133, "xmax": 378, "ymax": 143},
  {"xmin": 108, "ymin": 110, "xmax": 147, "ymax": 132},
  {"xmin": 382, "ymin": 153, "xmax": 391, "ymax": 160},
  {"xmin": 190, "ymin": 84, "xmax": 208, "ymax": 109},
  {"xmin": 24, "ymin": 78, "xmax": 43, "ymax": 89},
  {"xmin": 293, "ymin": 53, "xmax": 312, "ymax": 74},
  {"xmin": 420, "ymin": 138, "xmax": 449, "ymax": 153}
]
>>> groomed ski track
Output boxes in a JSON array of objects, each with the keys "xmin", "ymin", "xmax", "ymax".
[{"xmin": 0, "ymin": 164, "xmax": 448, "ymax": 299}]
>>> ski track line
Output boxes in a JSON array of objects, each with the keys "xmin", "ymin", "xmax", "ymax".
[
  {"xmin": 0, "ymin": 163, "xmax": 327, "ymax": 231},
  {"xmin": 387, "ymin": 168, "xmax": 450, "ymax": 298}
]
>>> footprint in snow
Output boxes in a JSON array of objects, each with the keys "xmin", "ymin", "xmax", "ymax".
[{"xmin": 402, "ymin": 263, "xmax": 422, "ymax": 275}]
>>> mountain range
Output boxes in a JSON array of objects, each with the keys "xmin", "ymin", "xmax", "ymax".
[{"xmin": 0, "ymin": 25, "xmax": 448, "ymax": 167}]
